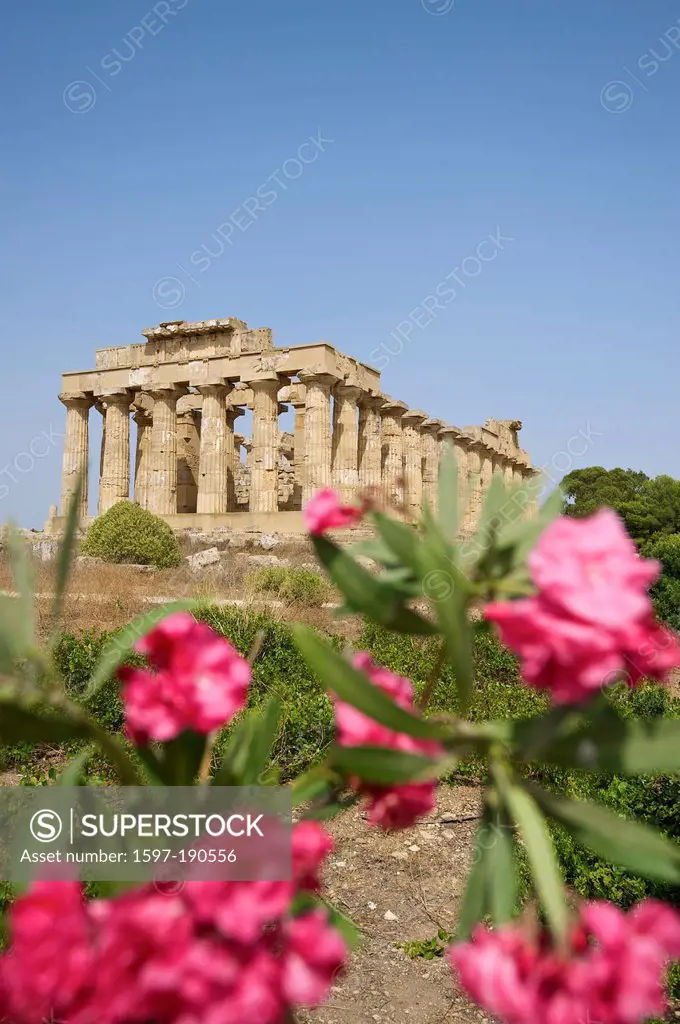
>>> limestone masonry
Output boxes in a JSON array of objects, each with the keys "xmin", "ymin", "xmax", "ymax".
[{"xmin": 52, "ymin": 317, "xmax": 537, "ymax": 534}]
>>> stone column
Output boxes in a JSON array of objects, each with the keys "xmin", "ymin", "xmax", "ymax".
[
  {"xmin": 331, "ymin": 382, "xmax": 361, "ymax": 502},
  {"xmin": 454, "ymin": 434, "xmax": 472, "ymax": 513},
  {"xmin": 247, "ymin": 373, "xmax": 284, "ymax": 513},
  {"xmin": 402, "ymin": 409, "xmax": 428, "ymax": 517},
  {"xmin": 195, "ymin": 382, "xmax": 231, "ymax": 515},
  {"xmin": 290, "ymin": 392, "xmax": 306, "ymax": 509},
  {"xmin": 177, "ymin": 406, "xmax": 201, "ymax": 514},
  {"xmin": 491, "ymin": 452, "xmax": 505, "ymax": 481},
  {"xmin": 502, "ymin": 457, "xmax": 514, "ymax": 490},
  {"xmin": 463, "ymin": 439, "xmax": 485, "ymax": 532},
  {"xmin": 479, "ymin": 444, "xmax": 495, "ymax": 506},
  {"xmin": 358, "ymin": 394, "xmax": 384, "ymax": 492},
  {"xmin": 243, "ymin": 435, "xmax": 253, "ymax": 508},
  {"xmin": 144, "ymin": 385, "xmax": 182, "ymax": 515},
  {"xmin": 381, "ymin": 398, "xmax": 408, "ymax": 508},
  {"xmin": 276, "ymin": 401, "xmax": 289, "ymax": 508},
  {"xmin": 421, "ymin": 419, "xmax": 443, "ymax": 513},
  {"xmin": 523, "ymin": 466, "xmax": 540, "ymax": 518},
  {"xmin": 58, "ymin": 392, "xmax": 92, "ymax": 518},
  {"xmin": 98, "ymin": 389, "xmax": 132, "ymax": 514},
  {"xmin": 298, "ymin": 371, "xmax": 337, "ymax": 505},
  {"xmin": 133, "ymin": 405, "xmax": 153, "ymax": 509},
  {"xmin": 226, "ymin": 406, "xmax": 244, "ymax": 511},
  {"xmin": 95, "ymin": 401, "xmax": 106, "ymax": 485},
  {"xmin": 233, "ymin": 430, "xmax": 249, "ymax": 508},
  {"xmin": 439, "ymin": 427, "xmax": 469, "ymax": 517}
]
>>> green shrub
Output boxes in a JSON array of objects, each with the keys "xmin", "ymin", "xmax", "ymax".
[
  {"xmin": 646, "ymin": 533, "xmax": 680, "ymax": 629},
  {"xmin": 0, "ymin": 632, "xmax": 129, "ymax": 772},
  {"xmin": 646, "ymin": 533, "xmax": 680, "ymax": 577},
  {"xmin": 523, "ymin": 767, "xmax": 680, "ymax": 908},
  {"xmin": 53, "ymin": 609, "xmax": 336, "ymax": 781},
  {"xmin": 55, "ymin": 629, "xmax": 111, "ymax": 692},
  {"xmin": 195, "ymin": 607, "xmax": 337, "ymax": 779},
  {"xmin": 357, "ymin": 622, "xmax": 547, "ymax": 782},
  {"xmin": 607, "ymin": 679, "xmax": 676, "ymax": 720},
  {"xmin": 245, "ymin": 566, "xmax": 333, "ymax": 607},
  {"xmin": 651, "ymin": 575, "xmax": 680, "ymax": 632},
  {"xmin": 53, "ymin": 629, "xmax": 146, "ymax": 732},
  {"xmin": 80, "ymin": 500, "xmax": 182, "ymax": 569},
  {"xmin": 49, "ymin": 611, "xmax": 546, "ymax": 782},
  {"xmin": 359, "ymin": 621, "xmax": 546, "ymax": 720},
  {"xmin": 48, "ymin": 608, "xmax": 680, "ymax": 815},
  {"xmin": 525, "ymin": 685, "xmax": 680, "ymax": 914}
]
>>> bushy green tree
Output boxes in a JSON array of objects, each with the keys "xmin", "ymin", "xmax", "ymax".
[
  {"xmin": 646, "ymin": 534, "xmax": 680, "ymax": 631},
  {"xmin": 81, "ymin": 500, "xmax": 181, "ymax": 569},
  {"xmin": 562, "ymin": 467, "xmax": 680, "ymax": 546},
  {"xmin": 621, "ymin": 476, "xmax": 680, "ymax": 543},
  {"xmin": 561, "ymin": 467, "xmax": 648, "ymax": 520}
]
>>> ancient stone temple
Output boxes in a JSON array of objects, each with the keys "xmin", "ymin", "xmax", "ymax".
[{"xmin": 52, "ymin": 317, "xmax": 537, "ymax": 534}]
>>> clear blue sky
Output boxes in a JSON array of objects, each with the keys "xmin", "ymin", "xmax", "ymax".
[{"xmin": 2, "ymin": 0, "xmax": 679, "ymax": 527}]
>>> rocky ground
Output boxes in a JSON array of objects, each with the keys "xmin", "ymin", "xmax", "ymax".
[
  {"xmin": 0, "ymin": 537, "xmax": 354, "ymax": 637},
  {"xmin": 300, "ymin": 786, "xmax": 491, "ymax": 1024}
]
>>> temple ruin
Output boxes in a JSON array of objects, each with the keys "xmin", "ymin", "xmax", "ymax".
[{"xmin": 51, "ymin": 317, "xmax": 537, "ymax": 534}]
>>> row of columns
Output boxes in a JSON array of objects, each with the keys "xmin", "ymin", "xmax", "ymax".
[{"xmin": 59, "ymin": 376, "xmax": 538, "ymax": 524}]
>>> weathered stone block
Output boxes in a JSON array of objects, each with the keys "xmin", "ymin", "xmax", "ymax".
[
  {"xmin": 31, "ymin": 539, "xmax": 60, "ymax": 563},
  {"xmin": 244, "ymin": 554, "xmax": 290, "ymax": 568},
  {"xmin": 185, "ymin": 547, "xmax": 221, "ymax": 571}
]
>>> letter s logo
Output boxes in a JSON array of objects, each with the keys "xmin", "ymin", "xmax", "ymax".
[{"xmin": 30, "ymin": 810, "xmax": 63, "ymax": 843}]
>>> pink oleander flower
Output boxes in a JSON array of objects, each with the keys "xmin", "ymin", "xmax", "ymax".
[
  {"xmin": 118, "ymin": 612, "xmax": 251, "ymax": 744},
  {"xmin": 304, "ymin": 488, "xmax": 365, "ymax": 535},
  {"xmin": 183, "ymin": 878, "xmax": 295, "ymax": 944},
  {"xmin": 87, "ymin": 887, "xmax": 194, "ymax": 1024},
  {"xmin": 529, "ymin": 510, "xmax": 659, "ymax": 629},
  {"xmin": 448, "ymin": 900, "xmax": 680, "ymax": 1024},
  {"xmin": 1, "ymin": 880, "xmax": 96, "ymax": 1024},
  {"xmin": 292, "ymin": 819, "xmax": 335, "ymax": 891},
  {"xmin": 1, "ymin": 822, "xmax": 343, "ymax": 1024},
  {"xmin": 361, "ymin": 782, "xmax": 439, "ymax": 831},
  {"xmin": 331, "ymin": 652, "xmax": 443, "ymax": 829},
  {"xmin": 282, "ymin": 909, "xmax": 347, "ymax": 1006},
  {"xmin": 486, "ymin": 509, "xmax": 680, "ymax": 703}
]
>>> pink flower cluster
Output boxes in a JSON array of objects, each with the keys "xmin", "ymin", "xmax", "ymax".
[
  {"xmin": 119, "ymin": 613, "xmax": 252, "ymax": 744},
  {"xmin": 449, "ymin": 900, "xmax": 680, "ymax": 1024},
  {"xmin": 303, "ymin": 488, "xmax": 366, "ymax": 536},
  {"xmin": 486, "ymin": 509, "xmax": 680, "ymax": 703},
  {"xmin": 0, "ymin": 822, "xmax": 345, "ymax": 1024},
  {"xmin": 332, "ymin": 652, "xmax": 442, "ymax": 829}
]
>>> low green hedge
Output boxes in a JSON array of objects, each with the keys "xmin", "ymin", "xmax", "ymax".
[
  {"xmin": 52, "ymin": 609, "xmax": 339, "ymax": 780},
  {"xmin": 51, "ymin": 608, "xmax": 680, "ymax": 781},
  {"xmin": 50, "ymin": 610, "xmax": 542, "ymax": 781}
]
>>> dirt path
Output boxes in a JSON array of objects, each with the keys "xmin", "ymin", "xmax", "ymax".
[{"xmin": 301, "ymin": 785, "xmax": 491, "ymax": 1024}]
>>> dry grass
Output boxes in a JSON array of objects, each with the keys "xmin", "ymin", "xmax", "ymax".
[{"xmin": 0, "ymin": 547, "xmax": 360, "ymax": 639}]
